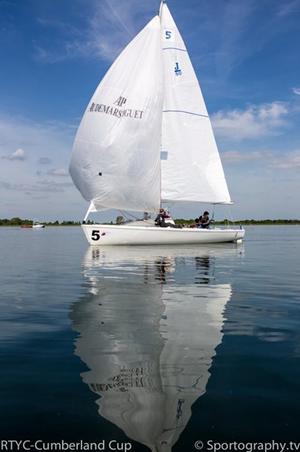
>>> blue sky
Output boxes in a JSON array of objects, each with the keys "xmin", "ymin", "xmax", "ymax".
[{"xmin": 1, "ymin": 0, "xmax": 300, "ymax": 221}]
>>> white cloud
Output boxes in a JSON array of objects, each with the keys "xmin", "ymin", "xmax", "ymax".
[
  {"xmin": 36, "ymin": 167, "xmax": 69, "ymax": 177},
  {"xmin": 277, "ymin": 0, "xmax": 299, "ymax": 17},
  {"xmin": 222, "ymin": 148, "xmax": 300, "ymax": 172},
  {"xmin": 2, "ymin": 148, "xmax": 26, "ymax": 161},
  {"xmin": 212, "ymin": 1, "xmax": 256, "ymax": 79},
  {"xmin": 38, "ymin": 157, "xmax": 52, "ymax": 165},
  {"xmin": 34, "ymin": 0, "xmax": 154, "ymax": 63},
  {"xmin": 0, "ymin": 114, "xmax": 75, "ymax": 162},
  {"xmin": 271, "ymin": 150, "xmax": 300, "ymax": 169},
  {"xmin": 212, "ymin": 101, "xmax": 289, "ymax": 141},
  {"xmin": 292, "ymin": 87, "xmax": 300, "ymax": 95},
  {"xmin": 47, "ymin": 168, "xmax": 69, "ymax": 177},
  {"xmin": 188, "ymin": 0, "xmax": 297, "ymax": 83},
  {"xmin": 0, "ymin": 179, "xmax": 72, "ymax": 193},
  {"xmin": 0, "ymin": 114, "xmax": 76, "ymax": 215},
  {"xmin": 222, "ymin": 150, "xmax": 264, "ymax": 162}
]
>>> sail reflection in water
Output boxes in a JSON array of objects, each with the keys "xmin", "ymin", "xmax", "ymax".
[{"xmin": 71, "ymin": 246, "xmax": 239, "ymax": 451}]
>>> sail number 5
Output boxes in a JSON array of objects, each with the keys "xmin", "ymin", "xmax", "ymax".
[
  {"xmin": 164, "ymin": 29, "xmax": 175, "ymax": 42},
  {"xmin": 91, "ymin": 230, "xmax": 100, "ymax": 241}
]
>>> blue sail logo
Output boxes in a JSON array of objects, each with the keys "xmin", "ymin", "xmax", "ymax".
[{"xmin": 174, "ymin": 62, "xmax": 182, "ymax": 76}]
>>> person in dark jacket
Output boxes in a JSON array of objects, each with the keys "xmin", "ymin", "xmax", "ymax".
[{"xmin": 199, "ymin": 211, "xmax": 210, "ymax": 228}]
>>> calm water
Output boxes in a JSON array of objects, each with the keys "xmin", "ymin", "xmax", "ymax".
[{"xmin": 0, "ymin": 226, "xmax": 300, "ymax": 450}]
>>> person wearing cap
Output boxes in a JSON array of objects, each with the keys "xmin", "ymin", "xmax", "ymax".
[
  {"xmin": 155, "ymin": 208, "xmax": 170, "ymax": 227},
  {"xmin": 155, "ymin": 208, "xmax": 181, "ymax": 228}
]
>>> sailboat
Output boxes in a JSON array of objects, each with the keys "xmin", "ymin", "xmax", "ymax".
[
  {"xmin": 69, "ymin": 1, "xmax": 245, "ymax": 246},
  {"xmin": 32, "ymin": 222, "xmax": 45, "ymax": 229}
]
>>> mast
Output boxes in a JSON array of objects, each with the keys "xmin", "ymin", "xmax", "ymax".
[{"xmin": 159, "ymin": 0, "xmax": 166, "ymax": 17}]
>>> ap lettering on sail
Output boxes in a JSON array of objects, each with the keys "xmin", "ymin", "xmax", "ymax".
[{"xmin": 114, "ymin": 96, "xmax": 127, "ymax": 107}]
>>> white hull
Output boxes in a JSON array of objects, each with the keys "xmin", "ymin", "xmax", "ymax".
[
  {"xmin": 32, "ymin": 224, "xmax": 45, "ymax": 229},
  {"xmin": 82, "ymin": 224, "xmax": 245, "ymax": 246}
]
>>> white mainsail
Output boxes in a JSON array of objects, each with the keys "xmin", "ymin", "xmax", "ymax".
[
  {"xmin": 69, "ymin": 17, "xmax": 163, "ymax": 212},
  {"xmin": 159, "ymin": 3, "xmax": 231, "ymax": 204}
]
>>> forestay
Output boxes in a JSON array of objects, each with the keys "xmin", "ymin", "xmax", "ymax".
[
  {"xmin": 69, "ymin": 17, "xmax": 163, "ymax": 212},
  {"xmin": 159, "ymin": 3, "xmax": 231, "ymax": 204}
]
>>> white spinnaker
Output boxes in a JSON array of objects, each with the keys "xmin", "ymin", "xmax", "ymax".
[
  {"xmin": 69, "ymin": 17, "xmax": 163, "ymax": 212},
  {"xmin": 159, "ymin": 3, "xmax": 231, "ymax": 204}
]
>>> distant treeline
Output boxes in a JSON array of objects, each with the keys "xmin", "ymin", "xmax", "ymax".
[
  {"xmin": 175, "ymin": 218, "xmax": 300, "ymax": 225},
  {"xmin": 1, "ymin": 217, "xmax": 300, "ymax": 226},
  {"xmin": 0, "ymin": 217, "xmax": 81, "ymax": 226}
]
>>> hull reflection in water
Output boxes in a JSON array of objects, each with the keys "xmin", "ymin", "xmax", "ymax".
[{"xmin": 71, "ymin": 246, "xmax": 238, "ymax": 451}]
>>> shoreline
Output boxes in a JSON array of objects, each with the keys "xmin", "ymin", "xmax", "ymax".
[{"xmin": 1, "ymin": 221, "xmax": 300, "ymax": 227}]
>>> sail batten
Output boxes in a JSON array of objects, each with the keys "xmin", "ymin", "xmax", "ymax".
[
  {"xmin": 163, "ymin": 110, "xmax": 209, "ymax": 118},
  {"xmin": 162, "ymin": 47, "xmax": 187, "ymax": 52}
]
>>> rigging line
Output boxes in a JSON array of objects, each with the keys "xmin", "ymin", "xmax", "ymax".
[
  {"xmin": 119, "ymin": 210, "xmax": 138, "ymax": 220},
  {"xmin": 211, "ymin": 204, "xmax": 215, "ymax": 222},
  {"xmin": 228, "ymin": 205, "xmax": 234, "ymax": 227},
  {"xmin": 163, "ymin": 109, "xmax": 209, "ymax": 118}
]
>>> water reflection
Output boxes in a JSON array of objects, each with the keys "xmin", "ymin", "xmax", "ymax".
[{"xmin": 71, "ymin": 245, "xmax": 240, "ymax": 451}]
